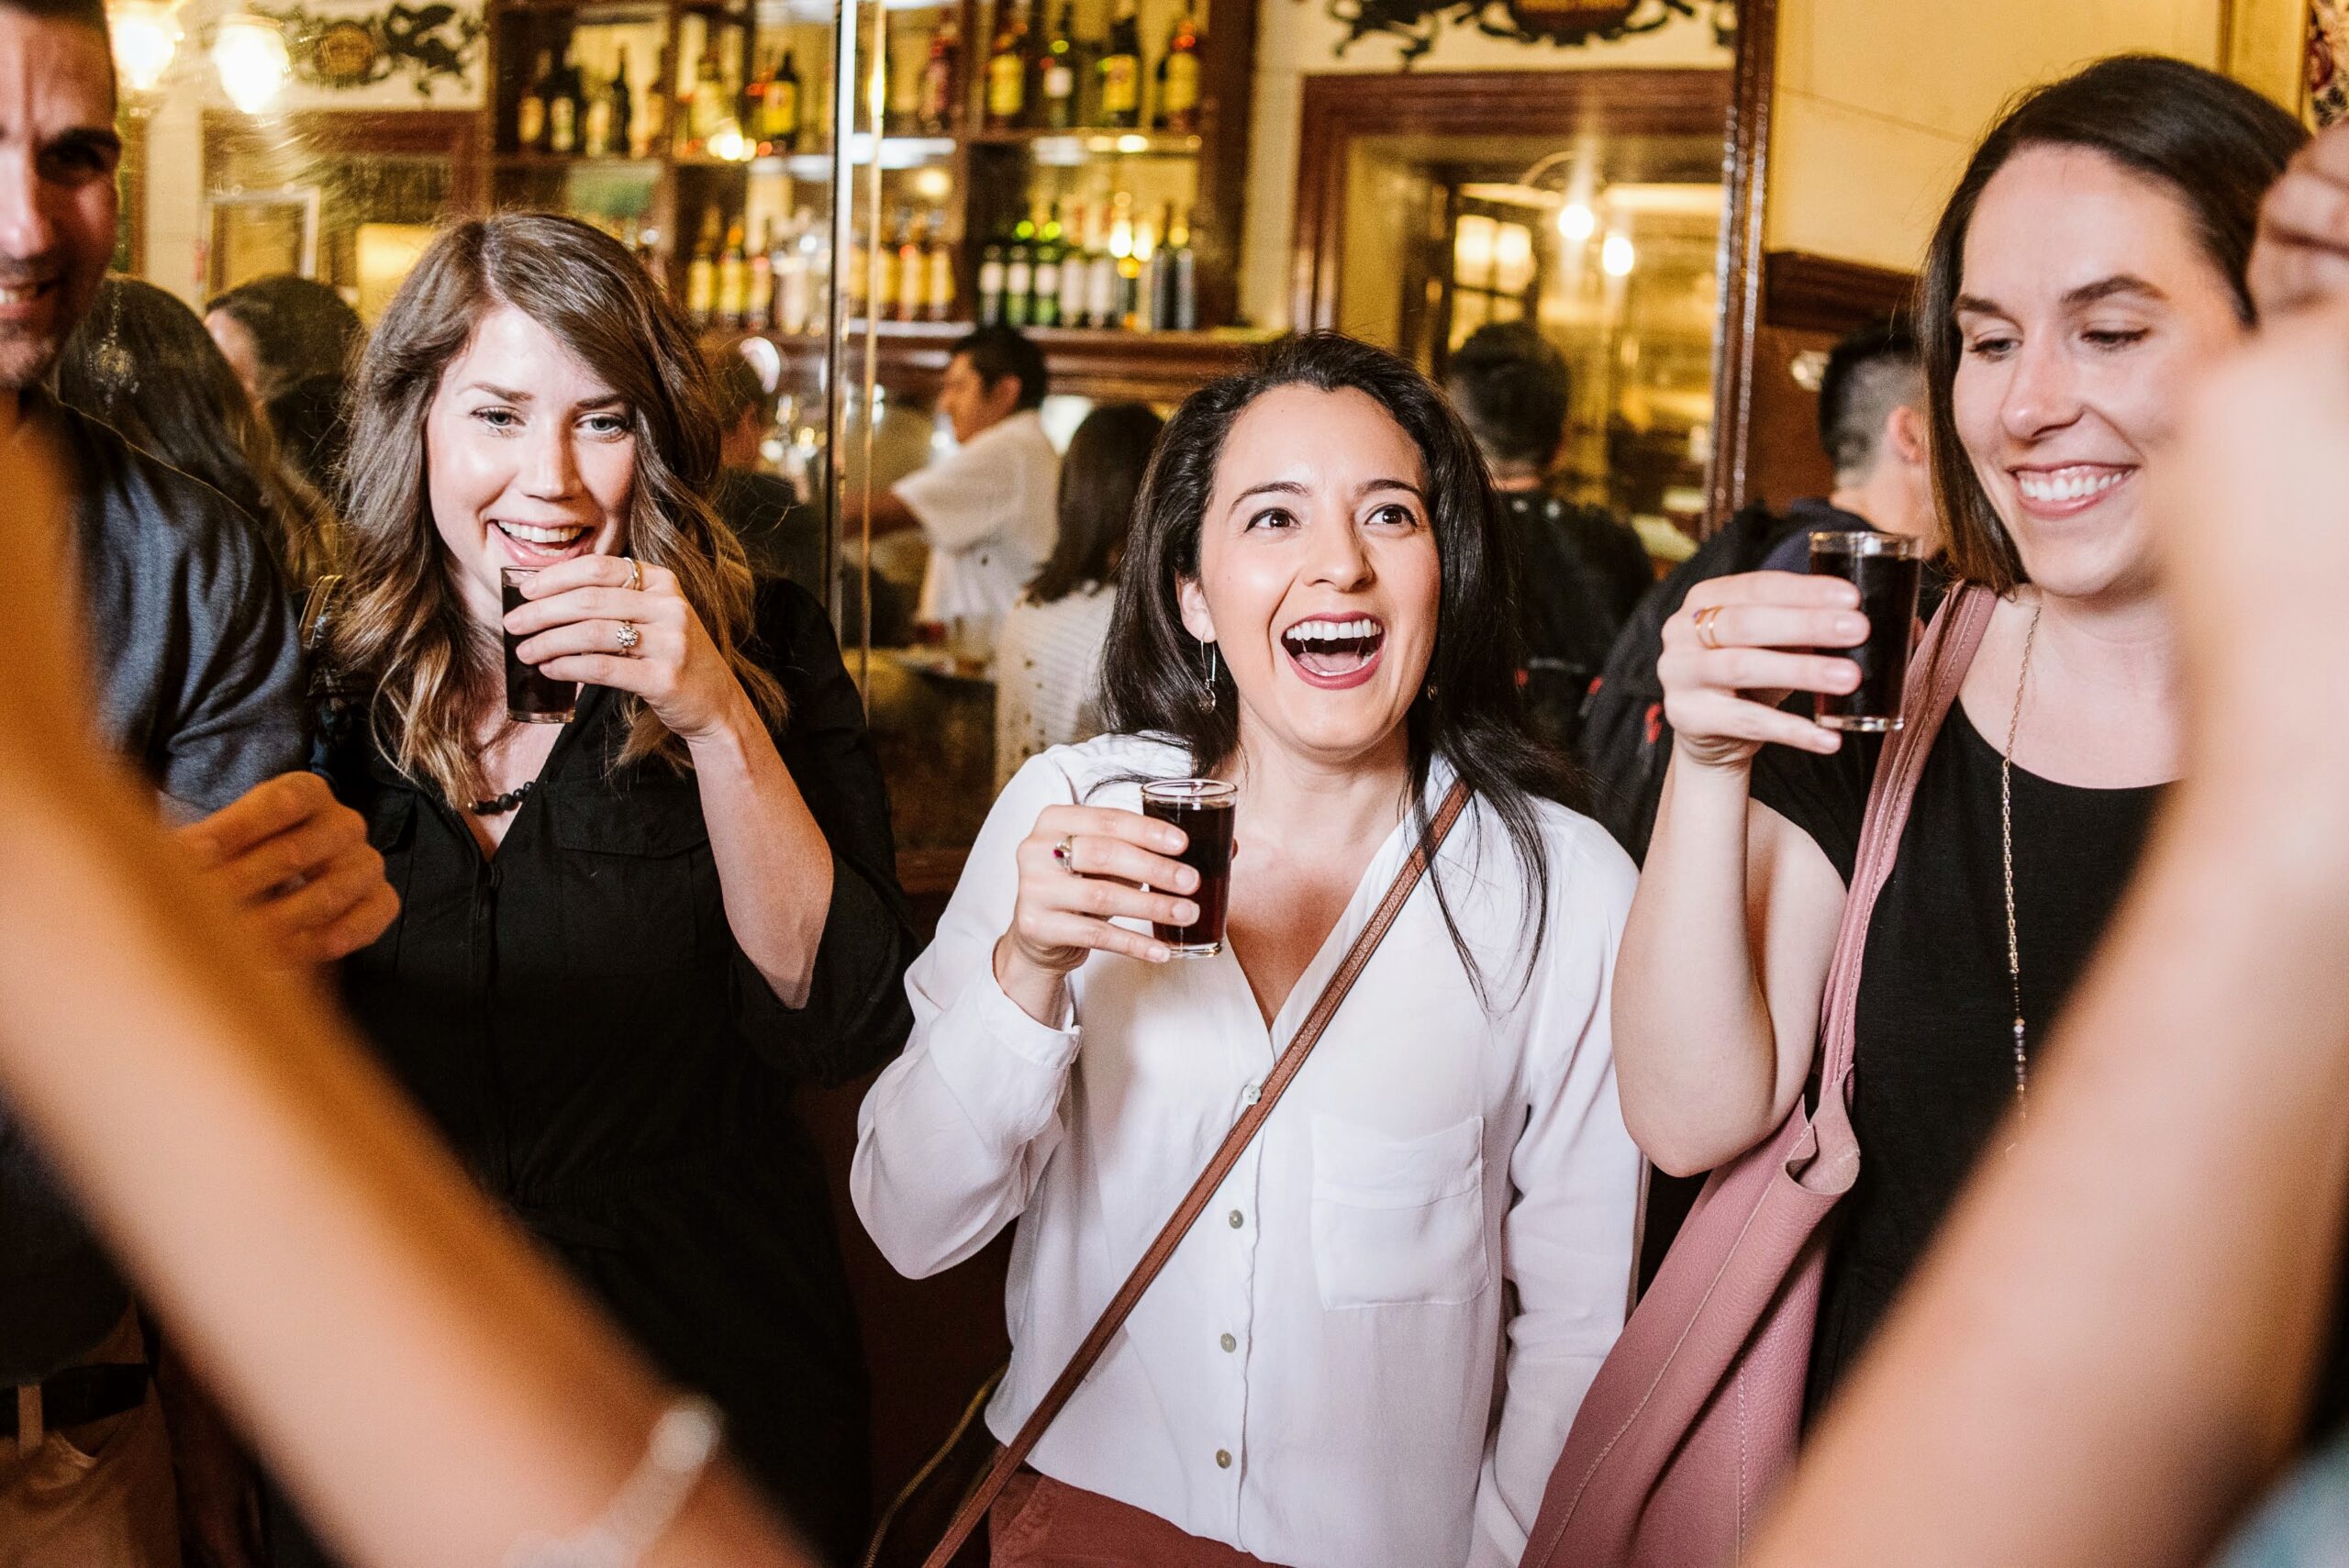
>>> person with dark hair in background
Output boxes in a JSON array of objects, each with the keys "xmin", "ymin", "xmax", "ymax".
[
  {"xmin": 1443, "ymin": 322, "xmax": 1651, "ymax": 752},
  {"xmin": 856, "ymin": 335, "xmax": 1638, "ymax": 1568},
  {"xmin": 0, "ymin": 2, "xmax": 395, "ymax": 1561},
  {"xmin": 288, "ymin": 211, "xmax": 914, "ymax": 1568},
  {"xmin": 992, "ymin": 401, "xmax": 1163, "ymax": 789},
  {"xmin": 1753, "ymin": 318, "xmax": 1939, "ymax": 574},
  {"xmin": 61, "ymin": 275, "xmax": 340, "ymax": 589},
  {"xmin": 707, "ymin": 345, "xmax": 826, "ymax": 591},
  {"xmin": 205, "ymin": 274, "xmax": 365, "ymax": 503},
  {"xmin": 856, "ymin": 324, "xmax": 1059, "ymax": 662}
]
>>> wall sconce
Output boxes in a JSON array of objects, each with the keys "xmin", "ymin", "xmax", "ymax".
[
  {"xmin": 108, "ymin": 0, "xmax": 183, "ymax": 96},
  {"xmin": 212, "ymin": 12, "xmax": 292, "ymax": 115},
  {"xmin": 1557, "ymin": 201, "xmax": 1596, "ymax": 243},
  {"xmin": 1601, "ymin": 232, "xmax": 1637, "ymax": 277}
]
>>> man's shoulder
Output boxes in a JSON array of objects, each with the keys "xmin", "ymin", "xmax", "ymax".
[{"xmin": 51, "ymin": 398, "xmax": 278, "ymax": 568}]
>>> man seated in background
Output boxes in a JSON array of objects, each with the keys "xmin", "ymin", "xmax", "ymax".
[
  {"xmin": 1443, "ymin": 321, "xmax": 1653, "ymax": 752},
  {"xmin": 857, "ymin": 325, "xmax": 1059, "ymax": 666},
  {"xmin": 1756, "ymin": 318, "xmax": 1938, "ymax": 574}
]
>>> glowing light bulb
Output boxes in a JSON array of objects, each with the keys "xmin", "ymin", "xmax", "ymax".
[
  {"xmin": 212, "ymin": 13, "xmax": 289, "ymax": 114},
  {"xmin": 1557, "ymin": 201, "xmax": 1596, "ymax": 243},
  {"xmin": 1601, "ymin": 232, "xmax": 1636, "ymax": 277},
  {"xmin": 110, "ymin": 0, "xmax": 182, "ymax": 95}
]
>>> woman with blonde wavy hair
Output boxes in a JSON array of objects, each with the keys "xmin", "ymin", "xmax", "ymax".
[{"xmin": 276, "ymin": 212, "xmax": 916, "ymax": 1568}]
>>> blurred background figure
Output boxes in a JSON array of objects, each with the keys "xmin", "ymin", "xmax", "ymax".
[
  {"xmin": 1753, "ymin": 318, "xmax": 1939, "ymax": 578},
  {"xmin": 709, "ymin": 346, "xmax": 826, "ymax": 591},
  {"xmin": 1442, "ymin": 321, "xmax": 1653, "ymax": 754},
  {"xmin": 991, "ymin": 401, "xmax": 1163, "ymax": 790},
  {"xmin": 60, "ymin": 276, "xmax": 340, "ymax": 590},
  {"xmin": 204, "ymin": 275, "xmax": 364, "ymax": 506}
]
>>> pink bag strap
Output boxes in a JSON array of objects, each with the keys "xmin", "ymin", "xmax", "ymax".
[{"xmin": 1815, "ymin": 584, "xmax": 1997, "ymax": 1085}]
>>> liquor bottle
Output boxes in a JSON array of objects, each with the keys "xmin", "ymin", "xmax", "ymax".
[
  {"xmin": 518, "ymin": 50, "xmax": 553, "ymax": 151},
  {"xmin": 747, "ymin": 217, "xmax": 774, "ymax": 330},
  {"xmin": 896, "ymin": 210, "xmax": 925, "ymax": 323},
  {"xmin": 740, "ymin": 50, "xmax": 767, "ymax": 150},
  {"xmin": 640, "ymin": 45, "xmax": 670, "ymax": 155},
  {"xmin": 924, "ymin": 214, "xmax": 956, "ymax": 322},
  {"xmin": 1030, "ymin": 201, "xmax": 1063, "ymax": 328},
  {"xmin": 918, "ymin": 18, "xmax": 960, "ymax": 135},
  {"xmin": 765, "ymin": 49, "xmax": 802, "ymax": 150},
  {"xmin": 610, "ymin": 48, "xmax": 636, "ymax": 157},
  {"xmin": 584, "ymin": 61, "xmax": 613, "ymax": 155},
  {"xmin": 1156, "ymin": 0, "xmax": 1201, "ymax": 133},
  {"xmin": 1041, "ymin": 3, "xmax": 1077, "ymax": 129},
  {"xmin": 547, "ymin": 42, "xmax": 580, "ymax": 153},
  {"xmin": 1087, "ymin": 199, "xmax": 1121, "ymax": 329},
  {"xmin": 977, "ymin": 239, "xmax": 1006, "ymax": 326},
  {"xmin": 845, "ymin": 231, "xmax": 868, "ymax": 317},
  {"xmin": 717, "ymin": 217, "xmax": 749, "ymax": 325},
  {"xmin": 1166, "ymin": 204, "xmax": 1197, "ymax": 328},
  {"xmin": 1003, "ymin": 218, "xmax": 1034, "ymax": 328},
  {"xmin": 691, "ymin": 46, "xmax": 728, "ymax": 150},
  {"xmin": 1056, "ymin": 198, "xmax": 1091, "ymax": 326},
  {"xmin": 1097, "ymin": 0, "xmax": 1141, "ymax": 128},
  {"xmin": 686, "ymin": 206, "xmax": 721, "ymax": 326},
  {"xmin": 776, "ymin": 208, "xmax": 817, "ymax": 333},
  {"xmin": 985, "ymin": 0, "xmax": 1031, "ymax": 130}
]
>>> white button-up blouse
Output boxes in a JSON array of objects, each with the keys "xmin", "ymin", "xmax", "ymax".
[{"xmin": 852, "ymin": 734, "xmax": 1641, "ymax": 1568}]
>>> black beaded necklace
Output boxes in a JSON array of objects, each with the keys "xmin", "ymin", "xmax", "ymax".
[{"xmin": 466, "ymin": 780, "xmax": 535, "ymax": 816}]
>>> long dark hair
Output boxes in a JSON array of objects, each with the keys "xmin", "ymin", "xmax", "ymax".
[
  {"xmin": 1099, "ymin": 333, "xmax": 1574, "ymax": 1000},
  {"xmin": 327, "ymin": 212, "xmax": 784, "ymax": 809},
  {"xmin": 56, "ymin": 275, "xmax": 340, "ymax": 586},
  {"xmin": 1028, "ymin": 402, "xmax": 1163, "ymax": 605},
  {"xmin": 1920, "ymin": 54, "xmax": 2305, "ymax": 593}
]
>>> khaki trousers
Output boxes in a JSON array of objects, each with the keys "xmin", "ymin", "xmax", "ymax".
[{"xmin": 0, "ymin": 1312, "xmax": 179, "ymax": 1568}]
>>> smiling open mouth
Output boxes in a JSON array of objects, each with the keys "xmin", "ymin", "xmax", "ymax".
[
  {"xmin": 495, "ymin": 519, "xmax": 591, "ymax": 550},
  {"xmin": 1281, "ymin": 616, "xmax": 1386, "ymax": 680}
]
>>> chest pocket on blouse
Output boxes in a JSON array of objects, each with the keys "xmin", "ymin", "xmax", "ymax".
[
  {"xmin": 1309, "ymin": 1113, "xmax": 1488, "ymax": 1309},
  {"xmin": 544, "ymin": 787, "xmax": 711, "ymax": 974}
]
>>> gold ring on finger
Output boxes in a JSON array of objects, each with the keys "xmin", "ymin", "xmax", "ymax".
[
  {"xmin": 625, "ymin": 556, "xmax": 643, "ymax": 593},
  {"xmin": 1694, "ymin": 605, "xmax": 1726, "ymax": 651},
  {"xmin": 1052, "ymin": 835, "xmax": 1078, "ymax": 874},
  {"xmin": 615, "ymin": 621, "xmax": 641, "ymax": 655}
]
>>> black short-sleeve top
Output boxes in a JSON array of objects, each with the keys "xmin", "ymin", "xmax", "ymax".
[{"xmin": 1748, "ymin": 701, "xmax": 2164, "ymax": 1421}]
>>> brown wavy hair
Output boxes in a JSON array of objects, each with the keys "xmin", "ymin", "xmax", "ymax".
[
  {"xmin": 1918, "ymin": 55, "xmax": 2304, "ymax": 593},
  {"xmin": 327, "ymin": 212, "xmax": 784, "ymax": 806}
]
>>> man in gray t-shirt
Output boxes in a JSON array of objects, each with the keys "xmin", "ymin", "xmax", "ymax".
[{"xmin": 2, "ymin": 0, "xmax": 396, "ymax": 1558}]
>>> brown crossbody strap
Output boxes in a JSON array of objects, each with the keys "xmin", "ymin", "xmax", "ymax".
[{"xmin": 921, "ymin": 777, "xmax": 1475, "ymax": 1568}]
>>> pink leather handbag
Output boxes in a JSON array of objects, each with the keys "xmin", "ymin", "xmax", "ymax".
[{"xmin": 1520, "ymin": 585, "xmax": 1996, "ymax": 1568}]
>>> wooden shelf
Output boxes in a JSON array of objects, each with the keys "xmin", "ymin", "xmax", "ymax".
[
  {"xmin": 747, "ymin": 318, "xmax": 1275, "ymax": 402},
  {"xmin": 965, "ymin": 128, "xmax": 1200, "ymax": 154}
]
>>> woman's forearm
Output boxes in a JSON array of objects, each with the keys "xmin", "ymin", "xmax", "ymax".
[
  {"xmin": 0, "ymin": 704, "xmax": 805, "ymax": 1568},
  {"xmin": 1750, "ymin": 791, "xmax": 2349, "ymax": 1568},
  {"xmin": 690, "ymin": 691, "xmax": 836, "ymax": 1008},
  {"xmin": 1615, "ymin": 753, "xmax": 1827, "ymax": 1175}
]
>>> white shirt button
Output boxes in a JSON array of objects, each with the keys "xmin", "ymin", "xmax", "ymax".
[
  {"xmin": 1216, "ymin": 1449, "xmax": 1233, "ymax": 1469},
  {"xmin": 1220, "ymin": 1332, "xmax": 1237, "ymax": 1352},
  {"xmin": 1241, "ymin": 1082, "xmax": 1262, "ymax": 1106},
  {"xmin": 1227, "ymin": 1209, "xmax": 1244, "ymax": 1229}
]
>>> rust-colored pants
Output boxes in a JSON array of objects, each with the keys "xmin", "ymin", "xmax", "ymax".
[
  {"xmin": 0, "ymin": 1312, "xmax": 179, "ymax": 1568},
  {"xmin": 989, "ymin": 1470, "xmax": 1279, "ymax": 1567}
]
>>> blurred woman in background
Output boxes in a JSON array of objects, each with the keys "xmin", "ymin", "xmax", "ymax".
[
  {"xmin": 59, "ymin": 275, "xmax": 339, "ymax": 587},
  {"xmin": 992, "ymin": 401, "xmax": 1163, "ymax": 789}
]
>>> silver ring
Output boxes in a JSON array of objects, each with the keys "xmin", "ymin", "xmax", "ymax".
[
  {"xmin": 1052, "ymin": 835, "xmax": 1077, "ymax": 873},
  {"xmin": 615, "ymin": 621, "xmax": 641, "ymax": 654},
  {"xmin": 625, "ymin": 557, "xmax": 643, "ymax": 593}
]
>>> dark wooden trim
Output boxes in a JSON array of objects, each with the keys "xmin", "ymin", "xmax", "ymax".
[
  {"xmin": 762, "ymin": 318, "xmax": 1275, "ymax": 402},
  {"xmin": 1761, "ymin": 250, "xmax": 1916, "ymax": 334},
  {"xmin": 1702, "ymin": 0, "xmax": 1776, "ymax": 531},
  {"xmin": 1289, "ymin": 67, "xmax": 1732, "ymax": 336}
]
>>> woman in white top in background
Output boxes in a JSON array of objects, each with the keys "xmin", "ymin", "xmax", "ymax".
[
  {"xmin": 854, "ymin": 334, "xmax": 1640, "ymax": 1568},
  {"xmin": 994, "ymin": 402, "xmax": 1165, "ymax": 790}
]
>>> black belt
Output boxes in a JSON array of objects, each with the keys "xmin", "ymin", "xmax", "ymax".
[{"xmin": 1, "ymin": 1362, "xmax": 150, "ymax": 1439}]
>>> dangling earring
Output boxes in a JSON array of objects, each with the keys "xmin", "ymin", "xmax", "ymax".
[
  {"xmin": 1201, "ymin": 640, "xmax": 1219, "ymax": 711},
  {"xmin": 1423, "ymin": 679, "xmax": 1438, "ymax": 702}
]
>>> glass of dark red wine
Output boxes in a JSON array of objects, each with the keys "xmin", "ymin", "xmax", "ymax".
[
  {"xmin": 1808, "ymin": 530, "xmax": 1924, "ymax": 733},
  {"xmin": 1140, "ymin": 779, "xmax": 1236, "ymax": 957},
  {"xmin": 502, "ymin": 567, "xmax": 577, "ymax": 724}
]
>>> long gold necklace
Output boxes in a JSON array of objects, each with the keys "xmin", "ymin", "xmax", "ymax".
[{"xmin": 1999, "ymin": 598, "xmax": 2044, "ymax": 1116}]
